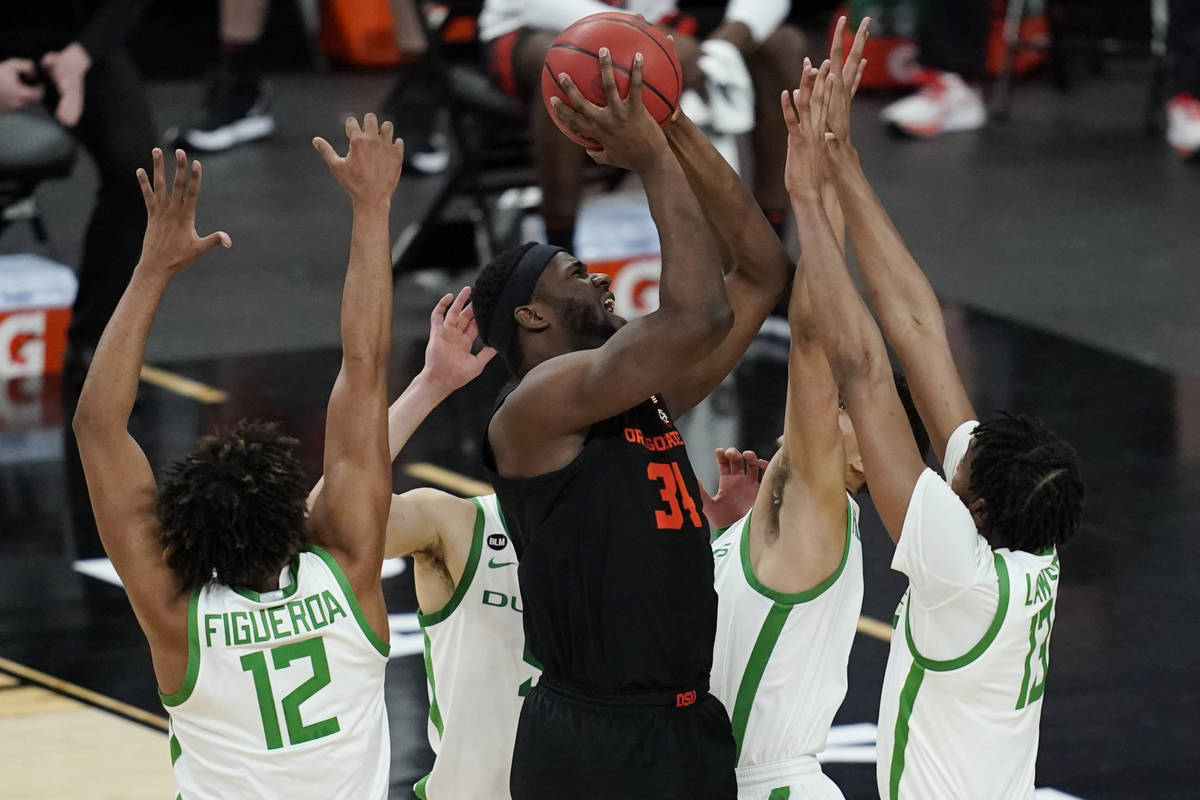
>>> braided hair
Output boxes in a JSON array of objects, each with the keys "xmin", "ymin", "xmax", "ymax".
[
  {"xmin": 157, "ymin": 421, "xmax": 309, "ymax": 589},
  {"xmin": 967, "ymin": 412, "xmax": 1084, "ymax": 553},
  {"xmin": 472, "ymin": 242, "xmax": 537, "ymax": 372}
]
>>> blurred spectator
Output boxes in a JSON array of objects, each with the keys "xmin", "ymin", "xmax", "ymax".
[
  {"xmin": 182, "ymin": 0, "xmax": 274, "ymax": 152},
  {"xmin": 879, "ymin": 0, "xmax": 990, "ymax": 138},
  {"xmin": 0, "ymin": 0, "xmax": 156, "ymax": 390},
  {"xmin": 478, "ymin": 0, "xmax": 805, "ymax": 247},
  {"xmin": 1166, "ymin": 0, "xmax": 1200, "ymax": 159}
]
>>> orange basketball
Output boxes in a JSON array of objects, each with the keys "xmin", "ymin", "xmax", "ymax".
[{"xmin": 542, "ymin": 12, "xmax": 682, "ymax": 148}]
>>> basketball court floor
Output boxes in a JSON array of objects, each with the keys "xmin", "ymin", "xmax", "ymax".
[{"xmin": 1, "ymin": 66, "xmax": 1197, "ymax": 799}]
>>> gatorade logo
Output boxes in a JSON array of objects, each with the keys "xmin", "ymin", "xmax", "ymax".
[
  {"xmin": 487, "ymin": 533, "xmax": 508, "ymax": 551},
  {"xmin": 0, "ymin": 312, "xmax": 46, "ymax": 378}
]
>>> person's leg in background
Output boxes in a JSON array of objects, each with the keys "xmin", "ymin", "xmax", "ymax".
[
  {"xmin": 62, "ymin": 48, "xmax": 157, "ymax": 556},
  {"xmin": 881, "ymin": 0, "xmax": 991, "ymax": 137},
  {"xmin": 1166, "ymin": 0, "xmax": 1200, "ymax": 158},
  {"xmin": 744, "ymin": 24, "xmax": 806, "ymax": 240},
  {"xmin": 383, "ymin": 0, "xmax": 450, "ymax": 174},
  {"xmin": 183, "ymin": 0, "xmax": 274, "ymax": 152}
]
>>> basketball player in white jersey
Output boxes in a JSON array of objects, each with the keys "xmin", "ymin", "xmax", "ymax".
[
  {"xmin": 781, "ymin": 42, "xmax": 1085, "ymax": 800},
  {"xmin": 710, "ymin": 24, "xmax": 930, "ymax": 799},
  {"xmin": 72, "ymin": 115, "xmax": 407, "ymax": 799},
  {"xmin": 305, "ymin": 285, "xmax": 542, "ymax": 800}
]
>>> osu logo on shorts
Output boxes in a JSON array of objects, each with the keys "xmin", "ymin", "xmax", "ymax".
[
  {"xmin": 487, "ymin": 533, "xmax": 508, "ymax": 551},
  {"xmin": 675, "ymin": 690, "xmax": 696, "ymax": 708}
]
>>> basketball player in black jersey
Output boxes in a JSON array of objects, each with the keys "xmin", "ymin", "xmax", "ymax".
[{"xmin": 470, "ymin": 51, "xmax": 793, "ymax": 799}]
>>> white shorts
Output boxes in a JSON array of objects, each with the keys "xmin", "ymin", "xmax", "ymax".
[{"xmin": 736, "ymin": 755, "xmax": 844, "ymax": 800}]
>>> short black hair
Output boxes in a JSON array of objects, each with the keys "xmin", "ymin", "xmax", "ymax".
[
  {"xmin": 968, "ymin": 412, "xmax": 1085, "ymax": 553},
  {"xmin": 894, "ymin": 373, "xmax": 933, "ymax": 463},
  {"xmin": 473, "ymin": 242, "xmax": 537, "ymax": 371},
  {"xmin": 157, "ymin": 421, "xmax": 309, "ymax": 590}
]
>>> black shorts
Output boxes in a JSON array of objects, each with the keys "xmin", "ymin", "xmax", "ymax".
[{"xmin": 510, "ymin": 675, "xmax": 737, "ymax": 800}]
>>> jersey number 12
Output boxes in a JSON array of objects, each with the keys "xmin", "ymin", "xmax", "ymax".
[{"xmin": 241, "ymin": 637, "xmax": 341, "ymax": 750}]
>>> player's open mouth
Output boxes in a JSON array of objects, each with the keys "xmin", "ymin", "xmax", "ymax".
[{"xmin": 602, "ymin": 294, "xmax": 615, "ymax": 313}]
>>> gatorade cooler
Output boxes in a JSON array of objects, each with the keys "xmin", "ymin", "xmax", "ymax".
[
  {"xmin": 0, "ymin": 253, "xmax": 77, "ymax": 378},
  {"xmin": 574, "ymin": 188, "xmax": 662, "ymax": 319}
]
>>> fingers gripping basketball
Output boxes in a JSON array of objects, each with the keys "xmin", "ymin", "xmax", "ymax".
[{"xmin": 542, "ymin": 12, "xmax": 682, "ymax": 148}]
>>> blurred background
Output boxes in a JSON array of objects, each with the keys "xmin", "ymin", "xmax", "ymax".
[{"xmin": 1, "ymin": 1, "xmax": 1197, "ymax": 798}]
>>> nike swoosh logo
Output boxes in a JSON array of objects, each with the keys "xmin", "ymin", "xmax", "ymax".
[{"xmin": 488, "ymin": 558, "xmax": 516, "ymax": 569}]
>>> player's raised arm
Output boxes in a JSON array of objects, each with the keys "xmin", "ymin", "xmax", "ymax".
[
  {"xmin": 783, "ymin": 61, "xmax": 925, "ymax": 541},
  {"xmin": 73, "ymin": 148, "xmax": 231, "ymax": 637},
  {"xmin": 657, "ymin": 111, "xmax": 793, "ymax": 416},
  {"xmin": 306, "ymin": 115, "xmax": 404, "ymax": 615},
  {"xmin": 307, "ymin": 287, "xmax": 495, "ymax": 560},
  {"xmin": 823, "ymin": 18, "xmax": 974, "ymax": 463},
  {"xmin": 493, "ymin": 50, "xmax": 731, "ymax": 462}
]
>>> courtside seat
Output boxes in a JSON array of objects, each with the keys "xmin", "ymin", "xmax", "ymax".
[{"xmin": 0, "ymin": 111, "xmax": 77, "ymax": 241}]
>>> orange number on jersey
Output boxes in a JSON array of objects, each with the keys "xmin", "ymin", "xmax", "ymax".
[{"xmin": 647, "ymin": 462, "xmax": 702, "ymax": 530}]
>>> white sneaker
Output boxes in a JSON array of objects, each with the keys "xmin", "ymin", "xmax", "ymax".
[
  {"xmin": 880, "ymin": 70, "xmax": 987, "ymax": 138},
  {"xmin": 1166, "ymin": 93, "xmax": 1200, "ymax": 160}
]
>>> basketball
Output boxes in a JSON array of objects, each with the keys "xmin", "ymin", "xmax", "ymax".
[{"xmin": 541, "ymin": 12, "xmax": 682, "ymax": 148}]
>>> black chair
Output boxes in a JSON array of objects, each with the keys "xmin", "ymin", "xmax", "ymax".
[
  {"xmin": 0, "ymin": 111, "xmax": 77, "ymax": 243},
  {"xmin": 388, "ymin": 1, "xmax": 620, "ymax": 274},
  {"xmin": 992, "ymin": 0, "xmax": 1170, "ymax": 134}
]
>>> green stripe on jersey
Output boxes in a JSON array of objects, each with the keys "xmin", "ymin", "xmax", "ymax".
[
  {"xmin": 889, "ymin": 662, "xmax": 926, "ymax": 800},
  {"xmin": 905, "ymin": 552, "xmax": 1010, "ymax": 672},
  {"xmin": 417, "ymin": 498, "xmax": 485, "ymax": 626},
  {"xmin": 730, "ymin": 602, "xmax": 792, "ymax": 760},
  {"xmin": 413, "ymin": 774, "xmax": 429, "ymax": 799},
  {"xmin": 768, "ymin": 787, "xmax": 792, "ymax": 799},
  {"xmin": 422, "ymin": 628, "xmax": 444, "ymax": 738},
  {"xmin": 310, "ymin": 546, "xmax": 390, "ymax": 657},
  {"xmin": 159, "ymin": 589, "xmax": 201, "ymax": 707},
  {"xmin": 169, "ymin": 733, "xmax": 182, "ymax": 765}
]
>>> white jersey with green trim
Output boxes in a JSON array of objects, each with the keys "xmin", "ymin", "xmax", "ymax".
[
  {"xmin": 710, "ymin": 497, "xmax": 863, "ymax": 799},
  {"xmin": 877, "ymin": 420, "xmax": 1062, "ymax": 800},
  {"xmin": 163, "ymin": 547, "xmax": 390, "ymax": 800},
  {"xmin": 416, "ymin": 494, "xmax": 539, "ymax": 800}
]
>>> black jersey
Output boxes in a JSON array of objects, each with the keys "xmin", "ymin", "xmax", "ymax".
[{"xmin": 486, "ymin": 392, "xmax": 716, "ymax": 691}]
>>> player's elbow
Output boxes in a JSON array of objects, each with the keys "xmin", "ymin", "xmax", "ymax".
[
  {"xmin": 829, "ymin": 336, "xmax": 888, "ymax": 385},
  {"xmin": 695, "ymin": 300, "xmax": 734, "ymax": 347}
]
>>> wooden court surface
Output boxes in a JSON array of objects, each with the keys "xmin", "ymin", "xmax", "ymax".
[{"xmin": 0, "ymin": 662, "xmax": 172, "ymax": 799}]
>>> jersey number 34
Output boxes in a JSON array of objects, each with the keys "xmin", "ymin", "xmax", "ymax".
[
  {"xmin": 241, "ymin": 637, "xmax": 341, "ymax": 750},
  {"xmin": 647, "ymin": 462, "xmax": 702, "ymax": 530}
]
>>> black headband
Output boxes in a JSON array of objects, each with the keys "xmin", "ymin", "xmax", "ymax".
[{"xmin": 484, "ymin": 244, "xmax": 564, "ymax": 353}]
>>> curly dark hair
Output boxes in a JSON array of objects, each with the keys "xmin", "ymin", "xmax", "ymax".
[
  {"xmin": 472, "ymin": 242, "xmax": 537, "ymax": 372},
  {"xmin": 157, "ymin": 421, "xmax": 309, "ymax": 590},
  {"xmin": 968, "ymin": 412, "xmax": 1085, "ymax": 553}
]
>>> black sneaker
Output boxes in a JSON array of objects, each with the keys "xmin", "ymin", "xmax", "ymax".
[{"xmin": 183, "ymin": 75, "xmax": 275, "ymax": 152}]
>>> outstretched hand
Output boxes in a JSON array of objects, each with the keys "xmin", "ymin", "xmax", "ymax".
[
  {"xmin": 313, "ymin": 113, "xmax": 405, "ymax": 205},
  {"xmin": 549, "ymin": 48, "xmax": 668, "ymax": 172},
  {"xmin": 135, "ymin": 148, "xmax": 231, "ymax": 275},
  {"xmin": 699, "ymin": 447, "xmax": 768, "ymax": 530},
  {"xmin": 420, "ymin": 286, "xmax": 497, "ymax": 395},
  {"xmin": 826, "ymin": 16, "xmax": 870, "ymax": 146},
  {"xmin": 781, "ymin": 59, "xmax": 835, "ymax": 201}
]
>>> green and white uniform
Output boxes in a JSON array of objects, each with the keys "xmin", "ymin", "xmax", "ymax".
[
  {"xmin": 878, "ymin": 421, "xmax": 1061, "ymax": 800},
  {"xmin": 162, "ymin": 547, "xmax": 390, "ymax": 800},
  {"xmin": 416, "ymin": 494, "xmax": 539, "ymax": 800},
  {"xmin": 710, "ymin": 497, "xmax": 863, "ymax": 800}
]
